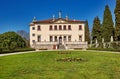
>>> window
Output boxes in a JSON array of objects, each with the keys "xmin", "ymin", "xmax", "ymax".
[
  {"xmin": 59, "ymin": 25, "xmax": 62, "ymax": 30},
  {"xmin": 79, "ymin": 35, "xmax": 82, "ymax": 41},
  {"xmin": 63, "ymin": 36, "xmax": 67, "ymax": 41},
  {"xmin": 54, "ymin": 25, "xmax": 57, "ymax": 30},
  {"xmin": 37, "ymin": 26, "xmax": 41, "ymax": 31},
  {"xmin": 79, "ymin": 25, "xmax": 82, "ymax": 30},
  {"xmin": 50, "ymin": 36, "xmax": 53, "ymax": 42},
  {"xmin": 68, "ymin": 36, "xmax": 71, "ymax": 41},
  {"xmin": 37, "ymin": 35, "xmax": 41, "ymax": 42},
  {"xmin": 32, "ymin": 40, "xmax": 35, "ymax": 43},
  {"xmin": 63, "ymin": 25, "xmax": 66, "ymax": 30},
  {"xmin": 32, "ymin": 27, "xmax": 35, "ymax": 30},
  {"xmin": 54, "ymin": 36, "xmax": 57, "ymax": 42},
  {"xmin": 32, "ymin": 34, "xmax": 35, "ymax": 36},
  {"xmin": 49, "ymin": 25, "xmax": 53, "ymax": 30},
  {"xmin": 68, "ymin": 25, "xmax": 71, "ymax": 30}
]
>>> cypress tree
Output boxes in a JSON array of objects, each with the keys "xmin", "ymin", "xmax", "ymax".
[
  {"xmin": 102, "ymin": 5, "xmax": 114, "ymax": 42},
  {"xmin": 114, "ymin": 0, "xmax": 120, "ymax": 41},
  {"xmin": 92, "ymin": 16, "xmax": 101, "ymax": 43},
  {"xmin": 85, "ymin": 20, "xmax": 90, "ymax": 44}
]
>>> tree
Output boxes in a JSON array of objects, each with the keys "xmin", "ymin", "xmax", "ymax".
[
  {"xmin": 17, "ymin": 30, "xmax": 29, "ymax": 40},
  {"xmin": 0, "ymin": 34, "xmax": 3, "ymax": 52},
  {"xmin": 114, "ymin": 0, "xmax": 120, "ymax": 41},
  {"xmin": 102, "ymin": 5, "xmax": 114, "ymax": 42},
  {"xmin": 92, "ymin": 16, "xmax": 101, "ymax": 43},
  {"xmin": 0, "ymin": 31, "xmax": 26, "ymax": 51},
  {"xmin": 85, "ymin": 20, "xmax": 90, "ymax": 44},
  {"xmin": 17, "ymin": 30, "xmax": 30, "ymax": 47}
]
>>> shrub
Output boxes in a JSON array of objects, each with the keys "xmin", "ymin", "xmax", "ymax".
[
  {"xmin": 0, "ymin": 31, "xmax": 27, "ymax": 51},
  {"xmin": 0, "ymin": 48, "xmax": 3, "ymax": 53},
  {"xmin": 0, "ymin": 48, "xmax": 35, "ymax": 54},
  {"xmin": 88, "ymin": 47, "xmax": 120, "ymax": 52},
  {"xmin": 110, "ymin": 42, "xmax": 118, "ymax": 49}
]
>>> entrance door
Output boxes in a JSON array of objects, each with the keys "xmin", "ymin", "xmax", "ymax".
[
  {"xmin": 59, "ymin": 37, "xmax": 62, "ymax": 45},
  {"xmin": 53, "ymin": 45, "xmax": 56, "ymax": 50}
]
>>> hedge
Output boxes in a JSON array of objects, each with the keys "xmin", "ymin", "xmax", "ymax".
[
  {"xmin": 88, "ymin": 48, "xmax": 120, "ymax": 52},
  {"xmin": 0, "ymin": 48, "xmax": 35, "ymax": 54}
]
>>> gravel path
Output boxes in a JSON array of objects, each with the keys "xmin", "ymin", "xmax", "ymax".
[
  {"xmin": 0, "ymin": 51, "xmax": 37, "ymax": 57},
  {"xmin": 0, "ymin": 50, "xmax": 120, "ymax": 57}
]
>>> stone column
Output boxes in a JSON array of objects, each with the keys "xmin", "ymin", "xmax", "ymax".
[
  {"xmin": 95, "ymin": 39, "xmax": 98, "ymax": 44},
  {"xmin": 53, "ymin": 36, "xmax": 55, "ymax": 42},
  {"xmin": 66, "ymin": 36, "xmax": 68, "ymax": 42},
  {"xmin": 90, "ymin": 40, "xmax": 92, "ymax": 48},
  {"xmin": 95, "ymin": 39, "xmax": 98, "ymax": 48},
  {"xmin": 111, "ymin": 36, "xmax": 113, "ymax": 42},
  {"xmin": 102, "ymin": 38, "xmax": 106, "ymax": 48},
  {"xmin": 102, "ymin": 38, "xmax": 104, "ymax": 43}
]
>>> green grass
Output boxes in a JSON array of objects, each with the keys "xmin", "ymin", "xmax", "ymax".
[{"xmin": 0, "ymin": 51, "xmax": 120, "ymax": 79}]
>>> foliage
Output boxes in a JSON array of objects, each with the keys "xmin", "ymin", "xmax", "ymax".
[
  {"xmin": 0, "ymin": 34, "xmax": 2, "ymax": 52},
  {"xmin": 17, "ymin": 30, "xmax": 30, "ymax": 47},
  {"xmin": 88, "ymin": 41, "xmax": 120, "ymax": 52},
  {"xmin": 17, "ymin": 30, "xmax": 29, "ymax": 40},
  {"xmin": 92, "ymin": 16, "xmax": 102, "ymax": 43},
  {"xmin": 0, "ymin": 31, "xmax": 27, "ymax": 51},
  {"xmin": 85, "ymin": 20, "xmax": 90, "ymax": 44},
  {"xmin": 0, "ymin": 48, "xmax": 35, "ymax": 54},
  {"xmin": 102, "ymin": 5, "xmax": 114, "ymax": 42},
  {"xmin": 110, "ymin": 42, "xmax": 120, "ymax": 49},
  {"xmin": 0, "ymin": 51, "xmax": 120, "ymax": 79},
  {"xmin": 0, "ymin": 48, "xmax": 2, "ymax": 52},
  {"xmin": 88, "ymin": 47, "xmax": 115, "ymax": 52},
  {"xmin": 114, "ymin": 0, "xmax": 120, "ymax": 41}
]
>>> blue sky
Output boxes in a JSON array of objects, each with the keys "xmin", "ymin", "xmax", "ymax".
[{"xmin": 0, "ymin": 0, "xmax": 116, "ymax": 34}]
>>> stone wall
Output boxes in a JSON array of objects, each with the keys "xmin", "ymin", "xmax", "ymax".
[{"xmin": 31, "ymin": 41, "xmax": 88, "ymax": 50}]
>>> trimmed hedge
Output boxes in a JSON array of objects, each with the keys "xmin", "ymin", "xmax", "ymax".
[
  {"xmin": 0, "ymin": 48, "xmax": 35, "ymax": 54},
  {"xmin": 88, "ymin": 48, "xmax": 120, "ymax": 52},
  {"xmin": 0, "ymin": 48, "xmax": 2, "ymax": 52}
]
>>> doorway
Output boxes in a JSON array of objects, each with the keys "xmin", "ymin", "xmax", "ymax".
[{"xmin": 59, "ymin": 36, "xmax": 62, "ymax": 45}]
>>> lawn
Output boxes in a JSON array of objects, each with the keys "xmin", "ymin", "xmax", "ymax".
[{"xmin": 0, "ymin": 51, "xmax": 120, "ymax": 79}]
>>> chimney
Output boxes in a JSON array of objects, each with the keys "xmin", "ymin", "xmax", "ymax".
[
  {"xmin": 66, "ymin": 15, "xmax": 69, "ymax": 21},
  {"xmin": 52, "ymin": 14, "xmax": 55, "ymax": 21},
  {"xmin": 32, "ymin": 16, "xmax": 37, "ymax": 22},
  {"xmin": 73, "ymin": 19, "xmax": 76, "ymax": 21},
  {"xmin": 58, "ymin": 11, "xmax": 62, "ymax": 18}
]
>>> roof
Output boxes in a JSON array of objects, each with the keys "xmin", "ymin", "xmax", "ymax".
[{"xmin": 30, "ymin": 18, "xmax": 86, "ymax": 26}]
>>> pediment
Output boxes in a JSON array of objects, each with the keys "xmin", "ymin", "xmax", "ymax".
[{"xmin": 53, "ymin": 19, "xmax": 68, "ymax": 24}]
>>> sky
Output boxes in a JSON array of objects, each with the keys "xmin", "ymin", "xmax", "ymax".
[{"xmin": 0, "ymin": 0, "xmax": 116, "ymax": 34}]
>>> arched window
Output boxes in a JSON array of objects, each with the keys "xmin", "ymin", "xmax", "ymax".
[
  {"xmin": 37, "ymin": 26, "xmax": 41, "ymax": 31},
  {"xmin": 64, "ymin": 36, "xmax": 67, "ymax": 41},
  {"xmin": 54, "ymin": 36, "xmax": 57, "ymax": 42},
  {"xmin": 50, "ymin": 36, "xmax": 53, "ymax": 42},
  {"xmin": 79, "ymin": 25, "xmax": 82, "ymax": 30},
  {"xmin": 63, "ymin": 25, "xmax": 66, "ymax": 30},
  {"xmin": 32, "ymin": 27, "xmax": 35, "ymax": 30},
  {"xmin": 32, "ymin": 34, "xmax": 35, "ymax": 36},
  {"xmin": 54, "ymin": 25, "xmax": 57, "ymax": 30},
  {"xmin": 49, "ymin": 25, "xmax": 53, "ymax": 30},
  {"xmin": 79, "ymin": 35, "xmax": 82, "ymax": 41},
  {"xmin": 68, "ymin": 25, "xmax": 71, "ymax": 30},
  {"xmin": 59, "ymin": 25, "xmax": 62, "ymax": 30},
  {"xmin": 37, "ymin": 35, "xmax": 41, "ymax": 42},
  {"xmin": 68, "ymin": 36, "xmax": 71, "ymax": 41}
]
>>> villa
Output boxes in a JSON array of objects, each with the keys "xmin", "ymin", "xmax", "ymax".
[{"xmin": 29, "ymin": 12, "xmax": 88, "ymax": 50}]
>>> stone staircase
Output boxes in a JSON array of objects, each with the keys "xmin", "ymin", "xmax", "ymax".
[{"xmin": 58, "ymin": 44, "xmax": 66, "ymax": 50}]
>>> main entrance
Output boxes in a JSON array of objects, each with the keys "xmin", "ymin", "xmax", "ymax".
[{"xmin": 59, "ymin": 36, "xmax": 62, "ymax": 45}]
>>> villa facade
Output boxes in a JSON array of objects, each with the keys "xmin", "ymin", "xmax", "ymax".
[{"xmin": 29, "ymin": 12, "xmax": 88, "ymax": 50}]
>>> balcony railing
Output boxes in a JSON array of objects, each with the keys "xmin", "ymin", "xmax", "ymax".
[{"xmin": 34, "ymin": 41, "xmax": 87, "ymax": 45}]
